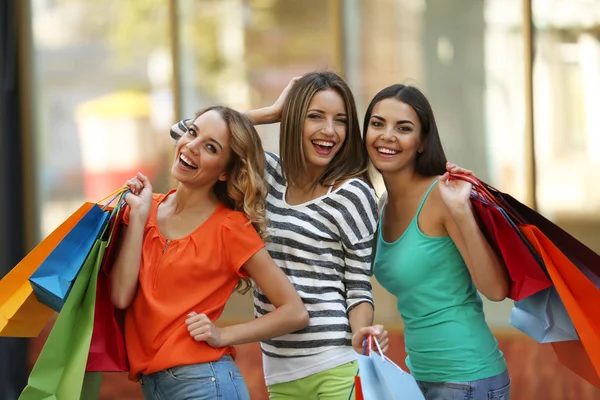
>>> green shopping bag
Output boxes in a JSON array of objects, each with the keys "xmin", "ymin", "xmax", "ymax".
[
  {"xmin": 19, "ymin": 238, "xmax": 105, "ymax": 400},
  {"xmin": 19, "ymin": 190, "xmax": 127, "ymax": 400}
]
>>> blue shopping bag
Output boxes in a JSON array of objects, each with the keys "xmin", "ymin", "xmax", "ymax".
[
  {"xmin": 351, "ymin": 338, "xmax": 424, "ymax": 400},
  {"xmin": 509, "ymin": 286, "xmax": 578, "ymax": 343},
  {"xmin": 29, "ymin": 189, "xmax": 125, "ymax": 312}
]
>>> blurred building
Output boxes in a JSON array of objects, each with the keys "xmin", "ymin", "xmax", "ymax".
[{"xmin": 1, "ymin": 0, "xmax": 599, "ymax": 398}]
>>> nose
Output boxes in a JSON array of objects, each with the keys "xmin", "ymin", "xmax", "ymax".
[
  {"xmin": 381, "ymin": 127, "xmax": 395, "ymax": 141},
  {"xmin": 322, "ymin": 119, "xmax": 335, "ymax": 136},
  {"xmin": 185, "ymin": 137, "xmax": 201, "ymax": 155}
]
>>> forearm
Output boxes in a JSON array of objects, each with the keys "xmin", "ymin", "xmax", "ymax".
[
  {"xmin": 110, "ymin": 217, "xmax": 146, "ymax": 309},
  {"xmin": 348, "ymin": 302, "xmax": 374, "ymax": 334},
  {"xmin": 451, "ymin": 204, "xmax": 509, "ymax": 300},
  {"xmin": 245, "ymin": 107, "xmax": 277, "ymax": 125},
  {"xmin": 218, "ymin": 303, "xmax": 307, "ymax": 346}
]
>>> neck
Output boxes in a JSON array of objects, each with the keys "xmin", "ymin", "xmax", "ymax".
[
  {"xmin": 171, "ymin": 182, "xmax": 220, "ymax": 215},
  {"xmin": 293, "ymin": 163, "xmax": 326, "ymax": 190},
  {"xmin": 381, "ymin": 167, "xmax": 425, "ymax": 202}
]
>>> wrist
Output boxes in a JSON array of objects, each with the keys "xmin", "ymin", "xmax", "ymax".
[
  {"xmin": 217, "ymin": 326, "xmax": 232, "ymax": 347},
  {"xmin": 264, "ymin": 106, "xmax": 278, "ymax": 124},
  {"xmin": 129, "ymin": 209, "xmax": 150, "ymax": 225}
]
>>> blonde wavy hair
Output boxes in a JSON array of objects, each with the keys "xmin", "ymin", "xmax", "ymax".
[{"xmin": 190, "ymin": 106, "xmax": 268, "ymax": 294}]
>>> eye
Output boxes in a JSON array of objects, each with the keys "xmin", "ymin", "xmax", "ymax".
[
  {"xmin": 187, "ymin": 127, "xmax": 197, "ymax": 137},
  {"xmin": 398, "ymin": 126, "xmax": 412, "ymax": 133},
  {"xmin": 206, "ymin": 144, "xmax": 217, "ymax": 154},
  {"xmin": 336, "ymin": 118, "xmax": 348, "ymax": 124},
  {"xmin": 370, "ymin": 120, "xmax": 383, "ymax": 128},
  {"xmin": 307, "ymin": 114, "xmax": 322, "ymax": 120}
]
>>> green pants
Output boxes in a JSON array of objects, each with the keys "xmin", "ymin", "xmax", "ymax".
[{"xmin": 268, "ymin": 361, "xmax": 358, "ymax": 400}]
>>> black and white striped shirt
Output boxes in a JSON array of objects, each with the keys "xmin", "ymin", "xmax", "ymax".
[{"xmin": 257, "ymin": 152, "xmax": 377, "ymax": 384}]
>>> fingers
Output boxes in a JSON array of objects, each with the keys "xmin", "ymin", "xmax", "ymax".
[
  {"xmin": 353, "ymin": 325, "xmax": 382, "ymax": 347},
  {"xmin": 446, "ymin": 161, "xmax": 474, "ymax": 176},
  {"xmin": 124, "ymin": 177, "xmax": 143, "ymax": 195},
  {"xmin": 374, "ymin": 326, "xmax": 389, "ymax": 354},
  {"xmin": 289, "ymin": 76, "xmax": 301, "ymax": 86},
  {"xmin": 124, "ymin": 172, "xmax": 151, "ymax": 195},
  {"xmin": 137, "ymin": 172, "xmax": 151, "ymax": 187},
  {"xmin": 186, "ymin": 313, "xmax": 212, "ymax": 341}
]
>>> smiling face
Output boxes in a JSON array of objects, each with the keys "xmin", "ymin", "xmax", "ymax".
[
  {"xmin": 301, "ymin": 88, "xmax": 348, "ymax": 172},
  {"xmin": 365, "ymin": 98, "xmax": 424, "ymax": 174},
  {"xmin": 171, "ymin": 110, "xmax": 232, "ymax": 187}
]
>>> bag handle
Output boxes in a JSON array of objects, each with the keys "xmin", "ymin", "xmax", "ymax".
[
  {"xmin": 106, "ymin": 190, "xmax": 129, "ymax": 246},
  {"xmin": 447, "ymin": 174, "xmax": 523, "ymax": 224},
  {"xmin": 96, "ymin": 187, "xmax": 128, "ymax": 206}
]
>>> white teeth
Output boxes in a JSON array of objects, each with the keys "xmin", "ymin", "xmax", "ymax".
[
  {"xmin": 377, "ymin": 147, "xmax": 398, "ymax": 155},
  {"xmin": 180, "ymin": 153, "xmax": 198, "ymax": 168},
  {"xmin": 312, "ymin": 140, "xmax": 334, "ymax": 147}
]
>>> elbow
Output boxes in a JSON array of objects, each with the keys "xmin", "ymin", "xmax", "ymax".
[
  {"xmin": 483, "ymin": 282, "xmax": 510, "ymax": 302},
  {"xmin": 291, "ymin": 306, "xmax": 310, "ymax": 331},
  {"xmin": 110, "ymin": 289, "xmax": 133, "ymax": 310},
  {"xmin": 484, "ymin": 292, "xmax": 507, "ymax": 302},
  {"xmin": 111, "ymin": 295, "xmax": 131, "ymax": 310}
]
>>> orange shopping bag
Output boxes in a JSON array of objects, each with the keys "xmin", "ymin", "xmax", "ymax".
[
  {"xmin": 0, "ymin": 203, "xmax": 93, "ymax": 337},
  {"xmin": 520, "ymin": 226, "xmax": 600, "ymax": 388}
]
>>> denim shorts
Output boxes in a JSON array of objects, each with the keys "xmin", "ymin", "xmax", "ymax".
[
  {"xmin": 139, "ymin": 356, "xmax": 250, "ymax": 400},
  {"xmin": 417, "ymin": 369, "xmax": 510, "ymax": 400}
]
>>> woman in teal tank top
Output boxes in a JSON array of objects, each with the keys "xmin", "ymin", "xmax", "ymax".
[{"xmin": 361, "ymin": 84, "xmax": 511, "ymax": 400}]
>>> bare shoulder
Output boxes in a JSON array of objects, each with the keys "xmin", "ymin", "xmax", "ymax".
[{"xmin": 426, "ymin": 178, "xmax": 451, "ymax": 218}]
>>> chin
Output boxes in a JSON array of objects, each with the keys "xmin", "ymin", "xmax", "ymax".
[{"xmin": 306, "ymin": 156, "xmax": 333, "ymax": 169}]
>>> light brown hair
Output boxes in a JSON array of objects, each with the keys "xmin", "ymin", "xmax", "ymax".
[
  {"xmin": 280, "ymin": 71, "xmax": 373, "ymax": 188},
  {"xmin": 191, "ymin": 106, "xmax": 268, "ymax": 293}
]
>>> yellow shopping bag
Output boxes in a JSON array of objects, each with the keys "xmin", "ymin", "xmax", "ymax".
[{"xmin": 0, "ymin": 203, "xmax": 92, "ymax": 337}]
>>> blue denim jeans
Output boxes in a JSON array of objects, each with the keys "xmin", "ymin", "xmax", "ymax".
[
  {"xmin": 139, "ymin": 356, "xmax": 250, "ymax": 400},
  {"xmin": 417, "ymin": 370, "xmax": 510, "ymax": 400}
]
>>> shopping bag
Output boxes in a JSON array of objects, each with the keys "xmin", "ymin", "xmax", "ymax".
[
  {"xmin": 552, "ymin": 340, "xmax": 600, "ymax": 388},
  {"xmin": 450, "ymin": 174, "xmax": 551, "ymax": 300},
  {"xmin": 29, "ymin": 206, "xmax": 109, "ymax": 312},
  {"xmin": 28, "ymin": 189, "xmax": 125, "ymax": 312},
  {"xmin": 0, "ymin": 203, "xmax": 92, "ymax": 337},
  {"xmin": 351, "ymin": 338, "xmax": 424, "ymax": 400},
  {"xmin": 19, "ymin": 237, "xmax": 106, "ymax": 400},
  {"xmin": 354, "ymin": 375, "xmax": 364, "ymax": 400},
  {"xmin": 520, "ymin": 226, "xmax": 600, "ymax": 387},
  {"xmin": 20, "ymin": 190, "xmax": 126, "ymax": 400},
  {"xmin": 509, "ymin": 286, "xmax": 578, "ymax": 343},
  {"xmin": 478, "ymin": 181, "xmax": 600, "ymax": 280},
  {"xmin": 86, "ymin": 203, "xmax": 128, "ymax": 372}
]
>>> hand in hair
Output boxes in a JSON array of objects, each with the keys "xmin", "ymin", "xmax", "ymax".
[
  {"xmin": 246, "ymin": 76, "xmax": 301, "ymax": 125},
  {"xmin": 270, "ymin": 76, "xmax": 301, "ymax": 121}
]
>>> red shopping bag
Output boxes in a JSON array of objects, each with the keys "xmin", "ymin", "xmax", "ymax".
[
  {"xmin": 85, "ymin": 203, "xmax": 128, "ymax": 372},
  {"xmin": 479, "ymin": 180, "xmax": 600, "ymax": 280},
  {"xmin": 354, "ymin": 376, "xmax": 364, "ymax": 400},
  {"xmin": 450, "ymin": 174, "xmax": 551, "ymax": 300}
]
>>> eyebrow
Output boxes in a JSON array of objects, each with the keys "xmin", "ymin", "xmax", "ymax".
[
  {"xmin": 191, "ymin": 123, "xmax": 223, "ymax": 150},
  {"xmin": 371, "ymin": 115, "xmax": 415, "ymax": 126},
  {"xmin": 308, "ymin": 108, "xmax": 347, "ymax": 117}
]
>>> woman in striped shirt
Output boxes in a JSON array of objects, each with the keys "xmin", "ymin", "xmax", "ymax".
[{"xmin": 173, "ymin": 72, "xmax": 387, "ymax": 399}]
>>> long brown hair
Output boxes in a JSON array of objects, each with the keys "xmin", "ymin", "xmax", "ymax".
[
  {"xmin": 280, "ymin": 71, "xmax": 372, "ymax": 188},
  {"xmin": 191, "ymin": 106, "xmax": 268, "ymax": 293},
  {"xmin": 362, "ymin": 85, "xmax": 447, "ymax": 176}
]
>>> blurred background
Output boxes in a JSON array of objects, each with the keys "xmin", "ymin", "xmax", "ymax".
[{"xmin": 1, "ymin": 0, "xmax": 599, "ymax": 399}]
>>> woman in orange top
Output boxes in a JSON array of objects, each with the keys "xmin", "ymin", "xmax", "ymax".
[{"xmin": 110, "ymin": 106, "xmax": 309, "ymax": 400}]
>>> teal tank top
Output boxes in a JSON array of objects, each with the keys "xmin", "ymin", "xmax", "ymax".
[{"xmin": 373, "ymin": 180, "xmax": 506, "ymax": 382}]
